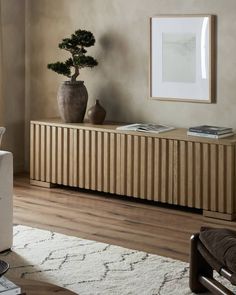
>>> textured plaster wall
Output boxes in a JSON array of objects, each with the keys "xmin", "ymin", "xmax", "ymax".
[
  {"xmin": 1, "ymin": 0, "xmax": 25, "ymax": 171},
  {"xmin": 24, "ymin": 0, "xmax": 236, "ymax": 167}
]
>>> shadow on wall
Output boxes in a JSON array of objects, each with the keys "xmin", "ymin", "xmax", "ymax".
[
  {"xmin": 97, "ymin": 83, "xmax": 125, "ymax": 121},
  {"xmin": 96, "ymin": 31, "xmax": 139, "ymax": 122},
  {"xmin": 98, "ymin": 30, "xmax": 136, "ymax": 79}
]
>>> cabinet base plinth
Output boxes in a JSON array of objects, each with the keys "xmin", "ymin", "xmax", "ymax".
[
  {"xmin": 30, "ymin": 179, "xmax": 57, "ymax": 188},
  {"xmin": 203, "ymin": 210, "xmax": 236, "ymax": 221}
]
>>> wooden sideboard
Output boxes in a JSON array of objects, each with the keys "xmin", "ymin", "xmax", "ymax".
[{"xmin": 30, "ymin": 119, "xmax": 236, "ymax": 221}]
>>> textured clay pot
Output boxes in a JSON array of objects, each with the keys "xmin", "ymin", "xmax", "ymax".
[
  {"xmin": 87, "ymin": 99, "xmax": 106, "ymax": 124},
  {"xmin": 57, "ymin": 81, "xmax": 88, "ymax": 123}
]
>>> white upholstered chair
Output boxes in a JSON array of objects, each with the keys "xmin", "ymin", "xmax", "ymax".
[{"xmin": 0, "ymin": 127, "xmax": 13, "ymax": 252}]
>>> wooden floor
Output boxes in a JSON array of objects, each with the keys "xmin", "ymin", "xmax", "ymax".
[{"xmin": 13, "ymin": 174, "xmax": 236, "ymax": 263}]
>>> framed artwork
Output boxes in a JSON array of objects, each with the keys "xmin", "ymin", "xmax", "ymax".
[{"xmin": 150, "ymin": 15, "xmax": 215, "ymax": 103}]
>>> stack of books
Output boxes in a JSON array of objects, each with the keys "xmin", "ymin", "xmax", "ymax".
[{"xmin": 187, "ymin": 125, "xmax": 234, "ymax": 139}]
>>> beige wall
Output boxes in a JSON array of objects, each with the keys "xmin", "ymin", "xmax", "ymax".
[
  {"xmin": 1, "ymin": 0, "xmax": 25, "ymax": 172},
  {"xmin": 14, "ymin": 0, "xmax": 236, "ymax": 168},
  {"xmin": 25, "ymin": 0, "xmax": 236, "ymax": 123}
]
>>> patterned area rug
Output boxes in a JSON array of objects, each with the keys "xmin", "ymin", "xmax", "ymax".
[{"xmin": 0, "ymin": 225, "xmax": 230, "ymax": 295}]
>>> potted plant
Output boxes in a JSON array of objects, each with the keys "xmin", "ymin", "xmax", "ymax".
[{"xmin": 48, "ymin": 29, "xmax": 98, "ymax": 123}]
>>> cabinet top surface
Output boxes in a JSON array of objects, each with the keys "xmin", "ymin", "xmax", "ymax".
[{"xmin": 31, "ymin": 118, "xmax": 236, "ymax": 145}]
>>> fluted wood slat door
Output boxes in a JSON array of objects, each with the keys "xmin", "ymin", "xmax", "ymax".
[
  {"xmin": 30, "ymin": 121, "xmax": 236, "ymax": 220},
  {"xmin": 121, "ymin": 135, "xmax": 155, "ymax": 200}
]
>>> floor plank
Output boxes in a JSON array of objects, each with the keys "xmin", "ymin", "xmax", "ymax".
[{"xmin": 13, "ymin": 174, "xmax": 236, "ymax": 262}]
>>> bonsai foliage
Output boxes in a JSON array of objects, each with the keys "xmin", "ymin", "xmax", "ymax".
[{"xmin": 48, "ymin": 29, "xmax": 98, "ymax": 82}]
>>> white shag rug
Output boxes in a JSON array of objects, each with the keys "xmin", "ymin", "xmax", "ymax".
[{"xmin": 0, "ymin": 225, "xmax": 231, "ymax": 295}]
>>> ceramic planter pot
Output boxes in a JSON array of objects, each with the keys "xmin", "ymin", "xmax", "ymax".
[{"xmin": 57, "ymin": 81, "xmax": 88, "ymax": 123}]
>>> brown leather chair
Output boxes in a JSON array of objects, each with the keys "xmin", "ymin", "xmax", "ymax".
[{"xmin": 190, "ymin": 231, "xmax": 235, "ymax": 295}]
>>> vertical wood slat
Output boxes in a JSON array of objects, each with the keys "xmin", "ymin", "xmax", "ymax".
[
  {"xmin": 187, "ymin": 141, "xmax": 194, "ymax": 207},
  {"xmin": 73, "ymin": 129, "xmax": 78, "ymax": 187},
  {"xmin": 103, "ymin": 132, "xmax": 110, "ymax": 193},
  {"xmin": 109, "ymin": 133, "xmax": 116, "ymax": 194},
  {"xmin": 179, "ymin": 141, "xmax": 187, "ymax": 206},
  {"xmin": 120, "ymin": 134, "xmax": 126, "ymax": 196},
  {"xmin": 147, "ymin": 137, "xmax": 154, "ymax": 201},
  {"xmin": 57, "ymin": 127, "xmax": 63, "ymax": 185},
  {"xmin": 78, "ymin": 129, "xmax": 85, "ymax": 188},
  {"xmin": 46, "ymin": 125, "xmax": 51, "ymax": 183},
  {"xmin": 140, "ymin": 137, "xmax": 147, "ymax": 199},
  {"xmin": 126, "ymin": 135, "xmax": 133, "ymax": 197},
  {"xmin": 173, "ymin": 140, "xmax": 179, "ymax": 205},
  {"xmin": 85, "ymin": 130, "xmax": 91, "ymax": 189},
  {"xmin": 195, "ymin": 142, "xmax": 202, "ymax": 209},
  {"xmin": 218, "ymin": 145, "xmax": 225, "ymax": 213},
  {"xmin": 202, "ymin": 143, "xmax": 210, "ymax": 210},
  {"xmin": 226, "ymin": 146, "xmax": 234, "ymax": 214},
  {"xmin": 133, "ymin": 136, "xmax": 140, "ymax": 198},
  {"xmin": 153, "ymin": 138, "xmax": 161, "ymax": 201},
  {"xmin": 97, "ymin": 132, "xmax": 103, "ymax": 191},
  {"xmin": 161, "ymin": 139, "xmax": 167, "ymax": 203},
  {"xmin": 30, "ymin": 123, "xmax": 35, "ymax": 180},
  {"xmin": 210, "ymin": 144, "xmax": 218, "ymax": 212},
  {"xmin": 35, "ymin": 124, "xmax": 40, "ymax": 180},
  {"xmin": 69, "ymin": 129, "xmax": 74, "ymax": 187},
  {"xmin": 51, "ymin": 126, "xmax": 57, "ymax": 183},
  {"xmin": 63, "ymin": 128, "xmax": 69, "ymax": 186},
  {"xmin": 40, "ymin": 125, "xmax": 46, "ymax": 181},
  {"xmin": 91, "ymin": 130, "xmax": 97, "ymax": 190},
  {"xmin": 116, "ymin": 133, "xmax": 121, "ymax": 195},
  {"xmin": 168, "ymin": 140, "xmax": 174, "ymax": 204}
]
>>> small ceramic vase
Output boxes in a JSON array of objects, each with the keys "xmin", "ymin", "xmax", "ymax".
[{"xmin": 87, "ymin": 99, "xmax": 106, "ymax": 124}]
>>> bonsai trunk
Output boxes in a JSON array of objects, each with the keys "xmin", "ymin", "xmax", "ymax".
[{"xmin": 71, "ymin": 66, "xmax": 80, "ymax": 83}]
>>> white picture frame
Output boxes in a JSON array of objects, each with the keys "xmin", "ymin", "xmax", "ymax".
[{"xmin": 150, "ymin": 15, "xmax": 215, "ymax": 103}]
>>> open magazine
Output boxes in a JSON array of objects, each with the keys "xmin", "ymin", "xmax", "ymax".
[{"xmin": 116, "ymin": 123, "xmax": 175, "ymax": 134}]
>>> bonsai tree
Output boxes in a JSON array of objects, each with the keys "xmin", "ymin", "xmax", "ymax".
[{"xmin": 48, "ymin": 29, "xmax": 98, "ymax": 83}]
